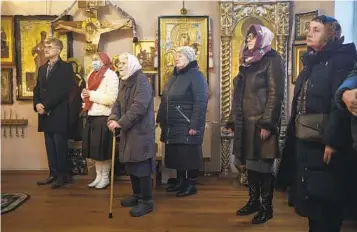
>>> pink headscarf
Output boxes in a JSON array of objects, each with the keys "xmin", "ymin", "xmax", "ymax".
[{"xmin": 240, "ymin": 24, "xmax": 274, "ymax": 66}]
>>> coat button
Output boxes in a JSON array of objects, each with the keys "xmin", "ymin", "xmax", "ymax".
[
  {"xmin": 304, "ymin": 167, "xmax": 307, "ymax": 171},
  {"xmin": 301, "ymin": 177, "xmax": 305, "ymax": 182}
]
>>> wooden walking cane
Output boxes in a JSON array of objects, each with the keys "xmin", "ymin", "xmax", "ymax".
[{"xmin": 109, "ymin": 131, "xmax": 116, "ymax": 219}]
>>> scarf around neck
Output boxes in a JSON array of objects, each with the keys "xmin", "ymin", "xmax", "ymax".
[{"xmin": 82, "ymin": 52, "xmax": 113, "ymax": 114}]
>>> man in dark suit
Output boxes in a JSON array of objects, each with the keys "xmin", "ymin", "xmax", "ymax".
[{"xmin": 33, "ymin": 37, "xmax": 75, "ymax": 189}]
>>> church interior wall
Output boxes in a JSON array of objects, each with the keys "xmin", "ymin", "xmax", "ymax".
[{"xmin": 1, "ymin": 0, "xmax": 334, "ymax": 171}]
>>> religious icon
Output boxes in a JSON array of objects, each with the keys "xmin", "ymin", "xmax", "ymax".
[
  {"xmin": 15, "ymin": 15, "xmax": 73, "ymax": 100},
  {"xmin": 295, "ymin": 10, "xmax": 319, "ymax": 41},
  {"xmin": 31, "ymin": 31, "xmax": 47, "ymax": 80},
  {"xmin": 158, "ymin": 16, "xmax": 209, "ymax": 95},
  {"xmin": 292, "ymin": 44, "xmax": 307, "ymax": 84},
  {"xmin": 1, "ymin": 16, "xmax": 15, "ymax": 66},
  {"xmin": 144, "ymin": 72, "xmax": 156, "ymax": 96},
  {"xmin": 1, "ymin": 68, "xmax": 14, "ymax": 104},
  {"xmin": 133, "ymin": 40, "xmax": 156, "ymax": 73}
]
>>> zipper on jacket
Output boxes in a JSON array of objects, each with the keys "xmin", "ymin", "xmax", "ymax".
[
  {"xmin": 176, "ymin": 105, "xmax": 191, "ymax": 123},
  {"xmin": 166, "ymin": 93, "xmax": 170, "ymax": 144}
]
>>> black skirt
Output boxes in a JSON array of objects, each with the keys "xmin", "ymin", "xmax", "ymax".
[
  {"xmin": 165, "ymin": 144, "xmax": 202, "ymax": 170},
  {"xmin": 82, "ymin": 116, "xmax": 113, "ymax": 161}
]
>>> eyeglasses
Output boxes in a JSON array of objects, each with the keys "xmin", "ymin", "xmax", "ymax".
[
  {"xmin": 44, "ymin": 46, "xmax": 59, "ymax": 50},
  {"xmin": 246, "ymin": 33, "xmax": 256, "ymax": 41}
]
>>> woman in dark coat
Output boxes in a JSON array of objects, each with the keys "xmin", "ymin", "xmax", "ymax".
[
  {"xmin": 108, "ymin": 53, "xmax": 155, "ymax": 217},
  {"xmin": 227, "ymin": 24, "xmax": 285, "ymax": 224},
  {"xmin": 277, "ymin": 15, "xmax": 357, "ymax": 231},
  {"xmin": 157, "ymin": 46, "xmax": 209, "ymax": 197}
]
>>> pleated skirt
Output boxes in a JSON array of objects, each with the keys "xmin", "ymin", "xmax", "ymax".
[{"xmin": 82, "ymin": 116, "xmax": 113, "ymax": 161}]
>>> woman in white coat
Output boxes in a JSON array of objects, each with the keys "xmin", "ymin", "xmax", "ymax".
[{"xmin": 81, "ymin": 52, "xmax": 119, "ymax": 189}]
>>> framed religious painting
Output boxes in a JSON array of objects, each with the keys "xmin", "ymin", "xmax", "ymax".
[
  {"xmin": 144, "ymin": 72, "xmax": 156, "ymax": 96},
  {"xmin": 15, "ymin": 15, "xmax": 73, "ymax": 100},
  {"xmin": 158, "ymin": 16, "xmax": 209, "ymax": 95},
  {"xmin": 295, "ymin": 10, "xmax": 319, "ymax": 41},
  {"xmin": 1, "ymin": 68, "xmax": 14, "ymax": 104},
  {"xmin": 1, "ymin": 16, "xmax": 15, "ymax": 66},
  {"xmin": 133, "ymin": 40, "xmax": 157, "ymax": 73},
  {"xmin": 292, "ymin": 44, "xmax": 308, "ymax": 84}
]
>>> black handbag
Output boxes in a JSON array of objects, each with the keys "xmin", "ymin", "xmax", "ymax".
[{"xmin": 295, "ymin": 80, "xmax": 329, "ymax": 142}]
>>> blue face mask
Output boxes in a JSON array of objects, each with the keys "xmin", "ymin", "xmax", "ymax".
[{"xmin": 92, "ymin": 60, "xmax": 102, "ymax": 71}]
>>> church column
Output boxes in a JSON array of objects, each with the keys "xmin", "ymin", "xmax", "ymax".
[{"xmin": 220, "ymin": 35, "xmax": 233, "ymax": 176}]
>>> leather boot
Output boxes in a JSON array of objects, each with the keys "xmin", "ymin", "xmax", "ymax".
[
  {"xmin": 88, "ymin": 161, "xmax": 102, "ymax": 188},
  {"xmin": 166, "ymin": 176, "xmax": 181, "ymax": 192},
  {"xmin": 51, "ymin": 175, "xmax": 66, "ymax": 189},
  {"xmin": 237, "ymin": 170, "xmax": 261, "ymax": 216},
  {"xmin": 176, "ymin": 178, "xmax": 197, "ymax": 197},
  {"xmin": 37, "ymin": 176, "xmax": 56, "ymax": 185},
  {"xmin": 252, "ymin": 173, "xmax": 274, "ymax": 224},
  {"xmin": 96, "ymin": 161, "xmax": 110, "ymax": 189}
]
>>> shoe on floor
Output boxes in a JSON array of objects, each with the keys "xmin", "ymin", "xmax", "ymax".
[
  {"xmin": 121, "ymin": 195, "xmax": 139, "ymax": 207},
  {"xmin": 129, "ymin": 200, "xmax": 153, "ymax": 217}
]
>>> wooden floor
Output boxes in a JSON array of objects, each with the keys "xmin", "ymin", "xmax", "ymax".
[{"xmin": 2, "ymin": 173, "xmax": 357, "ymax": 232}]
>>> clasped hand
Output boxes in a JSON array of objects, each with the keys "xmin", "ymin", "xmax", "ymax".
[
  {"xmin": 36, "ymin": 103, "xmax": 45, "ymax": 115},
  {"xmin": 82, "ymin": 89, "xmax": 90, "ymax": 98},
  {"xmin": 189, "ymin": 129, "xmax": 197, "ymax": 136}
]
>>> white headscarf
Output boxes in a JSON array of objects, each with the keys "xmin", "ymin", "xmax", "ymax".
[{"xmin": 119, "ymin": 53, "xmax": 142, "ymax": 80}]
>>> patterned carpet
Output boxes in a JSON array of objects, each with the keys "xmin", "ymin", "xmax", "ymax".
[{"xmin": 1, "ymin": 193, "xmax": 30, "ymax": 215}]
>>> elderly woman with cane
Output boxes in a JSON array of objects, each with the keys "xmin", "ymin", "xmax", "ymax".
[
  {"xmin": 107, "ymin": 53, "xmax": 155, "ymax": 217},
  {"xmin": 81, "ymin": 52, "xmax": 119, "ymax": 189}
]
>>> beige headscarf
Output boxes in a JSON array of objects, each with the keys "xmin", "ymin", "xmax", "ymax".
[{"xmin": 119, "ymin": 53, "xmax": 142, "ymax": 80}]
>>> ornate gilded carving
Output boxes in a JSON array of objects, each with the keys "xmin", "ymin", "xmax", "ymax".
[
  {"xmin": 221, "ymin": 36, "xmax": 232, "ymax": 122},
  {"xmin": 220, "ymin": 3, "xmax": 234, "ymax": 36},
  {"xmin": 276, "ymin": 2, "xmax": 290, "ymax": 36},
  {"xmin": 220, "ymin": 133, "xmax": 233, "ymax": 175},
  {"xmin": 232, "ymin": 4, "xmax": 275, "ymax": 31},
  {"xmin": 276, "ymin": 35, "xmax": 287, "ymax": 60}
]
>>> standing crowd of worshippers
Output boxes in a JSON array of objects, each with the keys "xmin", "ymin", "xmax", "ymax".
[{"xmin": 33, "ymin": 14, "xmax": 357, "ymax": 231}]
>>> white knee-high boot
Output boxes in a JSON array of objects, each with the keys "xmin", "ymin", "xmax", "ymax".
[
  {"xmin": 96, "ymin": 160, "xmax": 111, "ymax": 189},
  {"xmin": 88, "ymin": 161, "xmax": 102, "ymax": 188}
]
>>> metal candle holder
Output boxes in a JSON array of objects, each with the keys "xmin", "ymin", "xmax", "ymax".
[{"xmin": 1, "ymin": 109, "xmax": 28, "ymax": 138}]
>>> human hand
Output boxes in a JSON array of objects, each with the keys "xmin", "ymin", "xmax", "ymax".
[
  {"xmin": 323, "ymin": 145, "xmax": 336, "ymax": 165},
  {"xmin": 189, "ymin": 129, "xmax": 197, "ymax": 136},
  {"xmin": 82, "ymin": 89, "xmax": 90, "ymax": 98},
  {"xmin": 36, "ymin": 103, "xmax": 45, "ymax": 115},
  {"xmin": 342, "ymin": 89, "xmax": 357, "ymax": 116},
  {"xmin": 107, "ymin": 120, "xmax": 120, "ymax": 133},
  {"xmin": 260, "ymin": 129, "xmax": 271, "ymax": 140}
]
